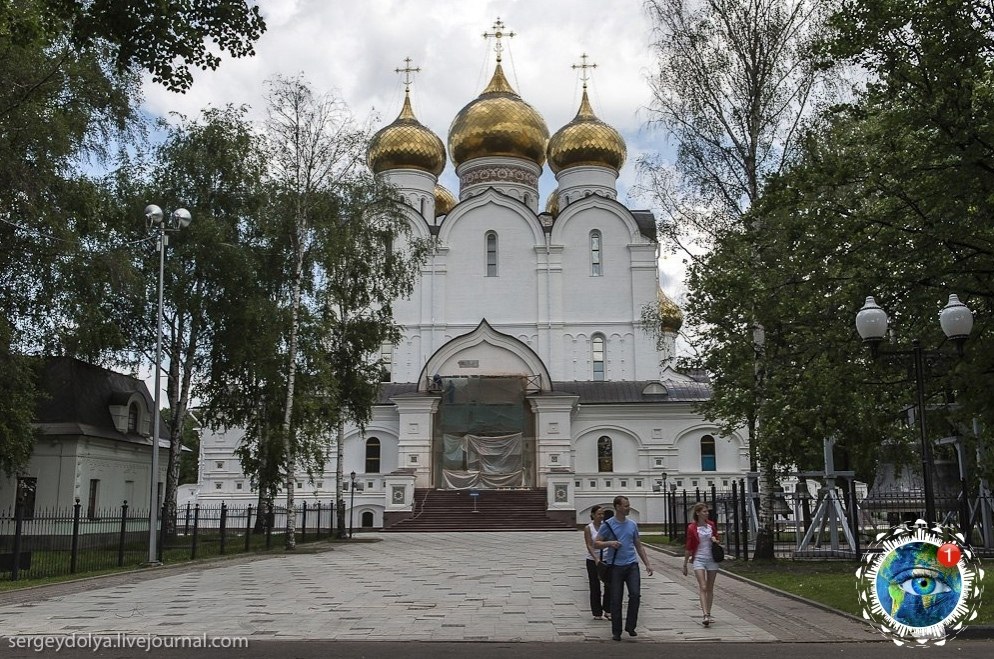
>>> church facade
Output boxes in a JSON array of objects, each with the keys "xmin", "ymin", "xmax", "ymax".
[{"xmin": 196, "ymin": 28, "xmax": 749, "ymax": 527}]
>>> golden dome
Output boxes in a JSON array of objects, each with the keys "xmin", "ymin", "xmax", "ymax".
[
  {"xmin": 545, "ymin": 188, "xmax": 559, "ymax": 216},
  {"xmin": 548, "ymin": 89, "xmax": 626, "ymax": 174},
  {"xmin": 434, "ymin": 183, "xmax": 456, "ymax": 216},
  {"xmin": 448, "ymin": 63, "xmax": 550, "ymax": 167},
  {"xmin": 368, "ymin": 93, "xmax": 446, "ymax": 176},
  {"xmin": 657, "ymin": 287, "xmax": 683, "ymax": 333}
]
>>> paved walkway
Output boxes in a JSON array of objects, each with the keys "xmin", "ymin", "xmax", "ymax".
[{"xmin": 0, "ymin": 532, "xmax": 881, "ymax": 643}]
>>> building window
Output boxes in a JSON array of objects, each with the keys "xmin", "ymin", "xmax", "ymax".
[
  {"xmin": 592, "ymin": 334, "xmax": 605, "ymax": 381},
  {"xmin": 15, "ymin": 477, "xmax": 36, "ymax": 519},
  {"xmin": 380, "ymin": 343, "xmax": 393, "ymax": 382},
  {"xmin": 236, "ymin": 482, "xmax": 243, "ymax": 490},
  {"xmin": 590, "ymin": 230, "xmax": 602, "ymax": 276},
  {"xmin": 215, "ymin": 482, "xmax": 222, "ymax": 490},
  {"xmin": 597, "ymin": 436, "xmax": 613, "ymax": 472},
  {"xmin": 485, "ymin": 231, "xmax": 498, "ymax": 276},
  {"xmin": 701, "ymin": 435, "xmax": 717, "ymax": 471},
  {"xmin": 127, "ymin": 403, "xmax": 140, "ymax": 433},
  {"xmin": 87, "ymin": 479, "xmax": 100, "ymax": 519},
  {"xmin": 365, "ymin": 437, "xmax": 381, "ymax": 473},
  {"xmin": 215, "ymin": 461, "xmax": 224, "ymax": 469}
]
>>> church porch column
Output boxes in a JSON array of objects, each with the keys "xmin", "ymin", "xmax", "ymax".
[{"xmin": 389, "ymin": 394, "xmax": 440, "ymax": 489}]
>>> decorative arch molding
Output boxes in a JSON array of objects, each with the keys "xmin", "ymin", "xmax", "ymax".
[
  {"xmin": 577, "ymin": 425, "xmax": 645, "ymax": 450},
  {"xmin": 417, "ymin": 319, "xmax": 552, "ymax": 392},
  {"xmin": 550, "ymin": 195, "xmax": 643, "ymax": 244},
  {"xmin": 397, "ymin": 204, "xmax": 433, "ymax": 241},
  {"xmin": 437, "ymin": 188, "xmax": 545, "ymax": 245},
  {"xmin": 674, "ymin": 425, "xmax": 746, "ymax": 449}
]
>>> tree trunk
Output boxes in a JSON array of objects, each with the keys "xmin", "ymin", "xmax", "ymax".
[
  {"xmin": 335, "ymin": 420, "xmax": 347, "ymax": 538},
  {"xmin": 281, "ymin": 243, "xmax": 304, "ymax": 550}
]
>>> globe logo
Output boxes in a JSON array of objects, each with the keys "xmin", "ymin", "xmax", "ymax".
[{"xmin": 856, "ymin": 520, "xmax": 984, "ymax": 646}]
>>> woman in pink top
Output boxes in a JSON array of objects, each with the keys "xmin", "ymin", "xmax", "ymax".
[{"xmin": 682, "ymin": 501, "xmax": 720, "ymax": 626}]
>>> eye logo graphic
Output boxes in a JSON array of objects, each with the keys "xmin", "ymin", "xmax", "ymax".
[{"xmin": 856, "ymin": 520, "xmax": 984, "ymax": 646}]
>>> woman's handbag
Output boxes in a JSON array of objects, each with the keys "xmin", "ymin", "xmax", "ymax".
[
  {"xmin": 711, "ymin": 541, "xmax": 725, "ymax": 563},
  {"xmin": 597, "ymin": 520, "xmax": 618, "ymax": 582}
]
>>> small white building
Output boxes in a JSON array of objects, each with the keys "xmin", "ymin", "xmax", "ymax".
[
  {"xmin": 1, "ymin": 357, "xmax": 168, "ymax": 517},
  {"xmin": 195, "ymin": 29, "xmax": 749, "ymax": 527}
]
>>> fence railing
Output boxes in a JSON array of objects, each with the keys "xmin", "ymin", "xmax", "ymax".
[
  {"xmin": 659, "ymin": 481, "xmax": 994, "ymax": 560},
  {"xmin": 1, "ymin": 499, "xmax": 341, "ymax": 582}
]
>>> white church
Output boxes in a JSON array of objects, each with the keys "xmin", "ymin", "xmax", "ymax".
[{"xmin": 195, "ymin": 24, "xmax": 749, "ymax": 529}]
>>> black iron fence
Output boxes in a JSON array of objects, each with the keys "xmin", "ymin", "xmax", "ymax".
[
  {"xmin": 1, "ymin": 499, "xmax": 340, "ymax": 582},
  {"xmin": 659, "ymin": 481, "xmax": 994, "ymax": 560}
]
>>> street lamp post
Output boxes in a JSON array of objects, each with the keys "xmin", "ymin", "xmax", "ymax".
[
  {"xmin": 855, "ymin": 294, "xmax": 974, "ymax": 524},
  {"xmin": 349, "ymin": 471, "xmax": 357, "ymax": 539},
  {"xmin": 143, "ymin": 204, "xmax": 191, "ymax": 565}
]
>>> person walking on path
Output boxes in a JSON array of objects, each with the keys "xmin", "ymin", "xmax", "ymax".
[
  {"xmin": 683, "ymin": 501, "xmax": 720, "ymax": 627},
  {"xmin": 583, "ymin": 505, "xmax": 611, "ymax": 620},
  {"xmin": 595, "ymin": 495, "xmax": 653, "ymax": 641}
]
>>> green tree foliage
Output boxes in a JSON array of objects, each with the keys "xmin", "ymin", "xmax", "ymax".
[
  {"xmin": 199, "ymin": 76, "xmax": 430, "ymax": 547},
  {"xmin": 687, "ymin": 0, "xmax": 994, "ymax": 501},
  {"xmin": 0, "ymin": 0, "xmax": 266, "ymax": 478},
  {"xmin": 43, "ymin": 0, "xmax": 266, "ymax": 92}
]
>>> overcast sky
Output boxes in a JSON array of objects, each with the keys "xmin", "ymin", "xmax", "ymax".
[{"xmin": 141, "ymin": 0, "xmax": 687, "ymax": 296}]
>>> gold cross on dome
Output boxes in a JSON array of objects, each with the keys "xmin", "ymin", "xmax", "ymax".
[
  {"xmin": 483, "ymin": 17, "xmax": 515, "ymax": 63},
  {"xmin": 572, "ymin": 53, "xmax": 597, "ymax": 89},
  {"xmin": 395, "ymin": 57, "xmax": 421, "ymax": 93}
]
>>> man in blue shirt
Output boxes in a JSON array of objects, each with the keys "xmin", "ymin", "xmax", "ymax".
[{"xmin": 595, "ymin": 495, "xmax": 654, "ymax": 641}]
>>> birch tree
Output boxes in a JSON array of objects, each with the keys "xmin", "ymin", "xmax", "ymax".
[{"xmin": 640, "ymin": 0, "xmax": 837, "ymax": 558}]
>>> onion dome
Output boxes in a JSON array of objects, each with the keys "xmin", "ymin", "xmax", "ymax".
[
  {"xmin": 448, "ymin": 63, "xmax": 550, "ymax": 167},
  {"xmin": 548, "ymin": 89, "xmax": 626, "ymax": 174},
  {"xmin": 657, "ymin": 287, "xmax": 683, "ymax": 333},
  {"xmin": 368, "ymin": 92, "xmax": 446, "ymax": 176},
  {"xmin": 545, "ymin": 188, "xmax": 559, "ymax": 217},
  {"xmin": 434, "ymin": 183, "xmax": 457, "ymax": 217}
]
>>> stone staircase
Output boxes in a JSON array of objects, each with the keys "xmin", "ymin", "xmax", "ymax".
[{"xmin": 384, "ymin": 488, "xmax": 577, "ymax": 532}]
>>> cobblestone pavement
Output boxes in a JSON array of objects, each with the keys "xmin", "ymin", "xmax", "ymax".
[{"xmin": 0, "ymin": 532, "xmax": 882, "ymax": 643}]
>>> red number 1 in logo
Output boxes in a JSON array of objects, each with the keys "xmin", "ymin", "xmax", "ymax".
[{"xmin": 938, "ymin": 542, "xmax": 961, "ymax": 568}]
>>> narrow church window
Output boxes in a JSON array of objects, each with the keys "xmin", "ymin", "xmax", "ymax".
[
  {"xmin": 127, "ymin": 403, "xmax": 139, "ymax": 432},
  {"xmin": 379, "ymin": 343, "xmax": 393, "ymax": 382},
  {"xmin": 701, "ymin": 434, "xmax": 717, "ymax": 471},
  {"xmin": 592, "ymin": 334, "xmax": 605, "ymax": 381},
  {"xmin": 597, "ymin": 436, "xmax": 613, "ymax": 472},
  {"xmin": 15, "ymin": 476, "xmax": 36, "ymax": 519},
  {"xmin": 485, "ymin": 231, "xmax": 498, "ymax": 276},
  {"xmin": 590, "ymin": 230, "xmax": 602, "ymax": 276},
  {"xmin": 365, "ymin": 437, "xmax": 381, "ymax": 473},
  {"xmin": 87, "ymin": 479, "xmax": 100, "ymax": 519}
]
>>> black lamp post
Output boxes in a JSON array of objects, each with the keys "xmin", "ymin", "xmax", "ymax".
[
  {"xmin": 855, "ymin": 294, "xmax": 974, "ymax": 524},
  {"xmin": 349, "ymin": 470, "xmax": 356, "ymax": 539},
  {"xmin": 143, "ymin": 204, "xmax": 191, "ymax": 565}
]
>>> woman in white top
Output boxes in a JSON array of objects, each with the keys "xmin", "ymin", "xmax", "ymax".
[
  {"xmin": 582, "ymin": 505, "xmax": 611, "ymax": 620},
  {"xmin": 682, "ymin": 501, "xmax": 720, "ymax": 626}
]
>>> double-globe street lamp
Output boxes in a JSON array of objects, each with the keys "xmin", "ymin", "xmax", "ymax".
[
  {"xmin": 143, "ymin": 204, "xmax": 192, "ymax": 564},
  {"xmin": 855, "ymin": 294, "xmax": 974, "ymax": 524},
  {"xmin": 349, "ymin": 471, "xmax": 357, "ymax": 539}
]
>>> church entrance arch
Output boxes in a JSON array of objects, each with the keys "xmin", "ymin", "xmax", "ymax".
[{"xmin": 419, "ymin": 320, "xmax": 550, "ymax": 490}]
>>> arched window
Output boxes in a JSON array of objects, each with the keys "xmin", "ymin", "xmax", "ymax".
[
  {"xmin": 365, "ymin": 437, "xmax": 381, "ymax": 474},
  {"xmin": 590, "ymin": 230, "xmax": 602, "ymax": 276},
  {"xmin": 485, "ymin": 231, "xmax": 498, "ymax": 276},
  {"xmin": 701, "ymin": 435, "xmax": 717, "ymax": 471},
  {"xmin": 592, "ymin": 334, "xmax": 605, "ymax": 381},
  {"xmin": 127, "ymin": 403, "xmax": 140, "ymax": 433},
  {"xmin": 597, "ymin": 436, "xmax": 613, "ymax": 472},
  {"xmin": 361, "ymin": 511, "xmax": 374, "ymax": 528}
]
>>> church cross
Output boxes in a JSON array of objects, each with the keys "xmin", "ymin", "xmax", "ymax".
[
  {"xmin": 395, "ymin": 57, "xmax": 421, "ymax": 93},
  {"xmin": 483, "ymin": 17, "xmax": 515, "ymax": 63},
  {"xmin": 572, "ymin": 53, "xmax": 597, "ymax": 89}
]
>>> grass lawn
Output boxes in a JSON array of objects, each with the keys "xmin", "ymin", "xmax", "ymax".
[{"xmin": 723, "ymin": 559, "xmax": 993, "ymax": 626}]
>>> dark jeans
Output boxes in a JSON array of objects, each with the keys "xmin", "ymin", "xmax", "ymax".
[
  {"xmin": 585, "ymin": 559, "xmax": 610, "ymax": 616},
  {"xmin": 609, "ymin": 562, "xmax": 641, "ymax": 637}
]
